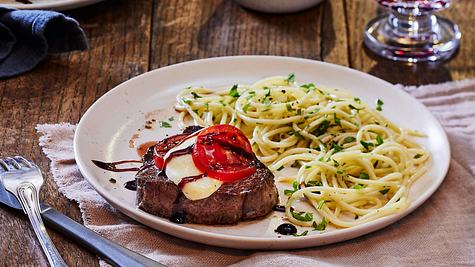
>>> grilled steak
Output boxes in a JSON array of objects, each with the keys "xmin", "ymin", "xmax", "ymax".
[{"xmin": 136, "ymin": 126, "xmax": 279, "ymax": 225}]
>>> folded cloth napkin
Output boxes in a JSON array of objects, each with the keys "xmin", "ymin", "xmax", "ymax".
[
  {"xmin": 37, "ymin": 80, "xmax": 475, "ymax": 266},
  {"xmin": 0, "ymin": 7, "xmax": 87, "ymax": 78}
]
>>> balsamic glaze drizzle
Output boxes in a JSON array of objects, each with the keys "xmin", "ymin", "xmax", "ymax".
[
  {"xmin": 92, "ymin": 159, "xmax": 141, "ymax": 172},
  {"xmin": 124, "ymin": 180, "xmax": 137, "ymax": 191},
  {"xmin": 273, "ymin": 205, "xmax": 286, "ymax": 212}
]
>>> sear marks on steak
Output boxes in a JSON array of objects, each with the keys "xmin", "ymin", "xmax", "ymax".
[{"xmin": 136, "ymin": 126, "xmax": 279, "ymax": 225}]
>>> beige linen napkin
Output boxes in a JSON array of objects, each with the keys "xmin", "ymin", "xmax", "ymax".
[{"xmin": 37, "ymin": 80, "xmax": 475, "ymax": 266}]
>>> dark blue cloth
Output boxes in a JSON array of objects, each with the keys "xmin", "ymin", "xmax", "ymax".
[{"xmin": 0, "ymin": 8, "xmax": 88, "ymax": 79}]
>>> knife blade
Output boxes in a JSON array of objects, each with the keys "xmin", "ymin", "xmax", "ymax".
[{"xmin": 0, "ymin": 180, "xmax": 164, "ymax": 267}]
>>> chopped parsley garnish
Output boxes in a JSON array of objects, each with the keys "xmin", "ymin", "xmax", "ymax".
[
  {"xmin": 246, "ymin": 91, "xmax": 256, "ymax": 100},
  {"xmin": 379, "ymin": 188, "xmax": 390, "ymax": 195},
  {"xmin": 354, "ymin": 98, "xmax": 361, "ymax": 103},
  {"xmin": 291, "ymin": 210, "xmax": 313, "ymax": 222},
  {"xmin": 312, "ymin": 218, "xmax": 327, "ymax": 231},
  {"xmin": 277, "ymin": 166, "xmax": 285, "ymax": 171},
  {"xmin": 360, "ymin": 140, "xmax": 374, "ymax": 150},
  {"xmin": 168, "ymin": 116, "xmax": 175, "ymax": 121},
  {"xmin": 333, "ymin": 159, "xmax": 340, "ymax": 167},
  {"xmin": 191, "ymin": 92, "xmax": 201, "ymax": 99},
  {"xmin": 334, "ymin": 113, "xmax": 341, "ymax": 126},
  {"xmin": 159, "ymin": 121, "xmax": 172, "ymax": 128},
  {"xmin": 293, "ymin": 230, "xmax": 309, "ymax": 237},
  {"xmin": 344, "ymin": 136, "xmax": 356, "ymax": 143},
  {"xmin": 305, "ymin": 165, "xmax": 312, "ymax": 169},
  {"xmin": 229, "ymin": 84, "xmax": 240, "ymax": 97},
  {"xmin": 376, "ymin": 99, "xmax": 384, "ymax": 111},
  {"xmin": 336, "ymin": 170, "xmax": 344, "ymax": 174},
  {"xmin": 286, "ymin": 103, "xmax": 292, "ymax": 112},
  {"xmin": 264, "ymin": 88, "xmax": 271, "ymax": 98},
  {"xmin": 333, "ymin": 143, "xmax": 344, "ymax": 153},
  {"xmin": 349, "ymin": 104, "xmax": 363, "ymax": 111},
  {"xmin": 242, "ymin": 103, "xmax": 250, "ymax": 113},
  {"xmin": 414, "ymin": 154, "xmax": 423, "ymax": 159},
  {"xmin": 317, "ymin": 199, "xmax": 325, "ymax": 209},
  {"xmin": 313, "ymin": 120, "xmax": 330, "ymax": 136},
  {"xmin": 306, "ymin": 180, "xmax": 322, "ymax": 187},
  {"xmin": 284, "ymin": 181, "xmax": 299, "ymax": 196},
  {"xmin": 376, "ymin": 135, "xmax": 384, "ymax": 146},
  {"xmin": 359, "ymin": 172, "xmax": 369, "ymax": 180},
  {"xmin": 286, "ymin": 73, "xmax": 296, "ymax": 84},
  {"xmin": 301, "ymin": 83, "xmax": 316, "ymax": 92},
  {"xmin": 181, "ymin": 97, "xmax": 192, "ymax": 105},
  {"xmin": 352, "ymin": 184, "xmax": 366, "ymax": 190},
  {"xmin": 204, "ymin": 102, "xmax": 209, "ymax": 111},
  {"xmin": 288, "ymin": 130, "xmax": 304, "ymax": 139}
]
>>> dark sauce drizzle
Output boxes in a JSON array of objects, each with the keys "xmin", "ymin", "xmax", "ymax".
[
  {"xmin": 273, "ymin": 205, "xmax": 286, "ymax": 212},
  {"xmin": 92, "ymin": 159, "xmax": 141, "ymax": 172},
  {"xmin": 124, "ymin": 180, "xmax": 137, "ymax": 191},
  {"xmin": 170, "ymin": 212, "xmax": 186, "ymax": 224},
  {"xmin": 275, "ymin": 223, "xmax": 297, "ymax": 235},
  {"xmin": 178, "ymin": 174, "xmax": 205, "ymax": 188},
  {"xmin": 16, "ymin": 0, "xmax": 33, "ymax": 3}
]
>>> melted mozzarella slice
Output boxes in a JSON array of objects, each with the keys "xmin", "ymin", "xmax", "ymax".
[
  {"xmin": 164, "ymin": 135, "xmax": 222, "ymax": 200},
  {"xmin": 182, "ymin": 176, "xmax": 223, "ymax": 201},
  {"xmin": 165, "ymin": 154, "xmax": 202, "ymax": 184}
]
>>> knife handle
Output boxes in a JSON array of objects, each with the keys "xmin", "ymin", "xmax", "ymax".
[{"xmin": 40, "ymin": 204, "xmax": 164, "ymax": 267}]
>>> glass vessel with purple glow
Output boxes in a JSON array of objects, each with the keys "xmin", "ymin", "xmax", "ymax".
[{"xmin": 364, "ymin": 0, "xmax": 461, "ymax": 62}]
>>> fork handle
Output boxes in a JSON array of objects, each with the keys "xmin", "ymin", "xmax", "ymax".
[
  {"xmin": 40, "ymin": 204, "xmax": 163, "ymax": 267},
  {"xmin": 17, "ymin": 183, "xmax": 67, "ymax": 267}
]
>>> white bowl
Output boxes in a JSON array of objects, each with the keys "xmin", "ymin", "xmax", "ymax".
[{"xmin": 234, "ymin": 0, "xmax": 325, "ymax": 13}]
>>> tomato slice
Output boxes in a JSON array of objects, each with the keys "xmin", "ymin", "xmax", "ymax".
[
  {"xmin": 192, "ymin": 124, "xmax": 256, "ymax": 182},
  {"xmin": 153, "ymin": 133, "xmax": 190, "ymax": 169}
]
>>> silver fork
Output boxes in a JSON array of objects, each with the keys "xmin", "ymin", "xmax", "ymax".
[{"xmin": 0, "ymin": 156, "xmax": 67, "ymax": 267}]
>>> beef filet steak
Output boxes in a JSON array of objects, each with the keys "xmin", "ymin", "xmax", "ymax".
[{"xmin": 136, "ymin": 126, "xmax": 279, "ymax": 225}]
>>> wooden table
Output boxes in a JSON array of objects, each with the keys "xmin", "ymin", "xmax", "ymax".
[{"xmin": 1, "ymin": 0, "xmax": 474, "ymax": 265}]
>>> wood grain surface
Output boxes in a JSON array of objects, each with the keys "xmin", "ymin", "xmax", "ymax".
[{"xmin": 0, "ymin": 0, "xmax": 474, "ymax": 265}]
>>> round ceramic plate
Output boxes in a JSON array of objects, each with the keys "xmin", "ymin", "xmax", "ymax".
[
  {"xmin": 74, "ymin": 56, "xmax": 450, "ymax": 249},
  {"xmin": 0, "ymin": 0, "xmax": 104, "ymax": 10}
]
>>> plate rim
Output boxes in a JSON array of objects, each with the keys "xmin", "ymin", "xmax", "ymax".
[
  {"xmin": 74, "ymin": 55, "xmax": 450, "ymax": 249},
  {"xmin": 0, "ymin": 0, "xmax": 104, "ymax": 10}
]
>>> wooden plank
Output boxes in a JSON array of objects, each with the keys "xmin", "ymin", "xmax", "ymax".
[
  {"xmin": 321, "ymin": 0, "xmax": 350, "ymax": 66},
  {"xmin": 150, "ymin": 0, "xmax": 326, "ymax": 68},
  {"xmin": 0, "ymin": 0, "xmax": 153, "ymax": 265}
]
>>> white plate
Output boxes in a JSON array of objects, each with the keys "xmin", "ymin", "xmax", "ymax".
[
  {"xmin": 74, "ymin": 56, "xmax": 450, "ymax": 249},
  {"xmin": 0, "ymin": 0, "xmax": 104, "ymax": 10}
]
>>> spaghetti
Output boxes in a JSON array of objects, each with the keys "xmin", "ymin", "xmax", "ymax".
[{"xmin": 174, "ymin": 75, "xmax": 430, "ymax": 229}]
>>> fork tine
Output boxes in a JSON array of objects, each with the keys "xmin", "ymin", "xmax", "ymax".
[
  {"xmin": 6, "ymin": 157, "xmax": 21, "ymax": 169},
  {"xmin": 13, "ymin": 156, "xmax": 33, "ymax": 168},
  {"xmin": 0, "ymin": 159, "xmax": 9, "ymax": 171}
]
